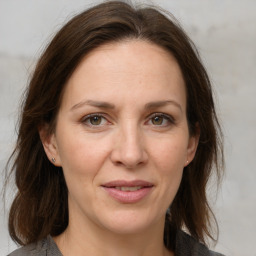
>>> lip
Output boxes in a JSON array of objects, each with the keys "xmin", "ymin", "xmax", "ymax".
[{"xmin": 101, "ymin": 180, "xmax": 154, "ymax": 203}]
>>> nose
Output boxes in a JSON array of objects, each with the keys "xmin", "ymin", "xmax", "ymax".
[{"xmin": 110, "ymin": 124, "xmax": 148, "ymax": 169}]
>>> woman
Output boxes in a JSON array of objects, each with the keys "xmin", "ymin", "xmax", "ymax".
[{"xmin": 6, "ymin": 1, "xmax": 224, "ymax": 255}]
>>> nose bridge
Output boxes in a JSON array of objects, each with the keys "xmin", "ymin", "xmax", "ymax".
[
  {"xmin": 122, "ymin": 121, "xmax": 141, "ymax": 152},
  {"xmin": 111, "ymin": 119, "xmax": 147, "ymax": 168}
]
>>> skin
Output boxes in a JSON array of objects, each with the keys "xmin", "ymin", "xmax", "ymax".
[{"xmin": 41, "ymin": 40, "xmax": 199, "ymax": 256}]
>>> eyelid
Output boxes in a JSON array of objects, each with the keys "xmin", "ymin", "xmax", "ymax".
[
  {"xmin": 81, "ymin": 113, "xmax": 111, "ymax": 127},
  {"xmin": 80, "ymin": 112, "xmax": 175, "ymax": 127},
  {"xmin": 146, "ymin": 112, "xmax": 175, "ymax": 125}
]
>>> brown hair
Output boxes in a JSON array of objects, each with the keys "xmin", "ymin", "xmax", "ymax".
[{"xmin": 5, "ymin": 0, "xmax": 223, "ymax": 249}]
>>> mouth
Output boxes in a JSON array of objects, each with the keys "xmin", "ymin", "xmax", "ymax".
[
  {"xmin": 114, "ymin": 186, "xmax": 143, "ymax": 191},
  {"xmin": 101, "ymin": 180, "xmax": 154, "ymax": 203}
]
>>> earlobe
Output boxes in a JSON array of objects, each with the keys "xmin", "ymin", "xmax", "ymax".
[{"xmin": 38, "ymin": 125, "xmax": 61, "ymax": 166}]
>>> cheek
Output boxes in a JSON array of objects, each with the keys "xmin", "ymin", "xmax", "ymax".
[
  {"xmin": 56, "ymin": 129, "xmax": 111, "ymax": 177},
  {"xmin": 56, "ymin": 133, "xmax": 109, "ymax": 202},
  {"xmin": 148, "ymin": 136, "xmax": 187, "ymax": 198},
  {"xmin": 150, "ymin": 136, "xmax": 188, "ymax": 173}
]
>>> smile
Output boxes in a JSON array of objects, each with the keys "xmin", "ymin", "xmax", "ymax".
[
  {"xmin": 101, "ymin": 180, "xmax": 154, "ymax": 203},
  {"xmin": 115, "ymin": 186, "xmax": 142, "ymax": 191}
]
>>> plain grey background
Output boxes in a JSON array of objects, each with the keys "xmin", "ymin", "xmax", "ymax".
[{"xmin": 1, "ymin": 1, "xmax": 256, "ymax": 255}]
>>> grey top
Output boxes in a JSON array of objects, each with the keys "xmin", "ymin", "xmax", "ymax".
[{"xmin": 8, "ymin": 231, "xmax": 224, "ymax": 256}]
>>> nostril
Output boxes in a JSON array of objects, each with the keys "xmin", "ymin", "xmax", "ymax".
[
  {"xmin": 109, "ymin": 135, "xmax": 148, "ymax": 168},
  {"xmin": 113, "ymin": 159, "xmax": 144, "ymax": 169},
  {"xmin": 114, "ymin": 161, "xmax": 123, "ymax": 166}
]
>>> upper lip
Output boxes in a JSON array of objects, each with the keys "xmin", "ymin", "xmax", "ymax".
[{"xmin": 102, "ymin": 180, "xmax": 154, "ymax": 188}]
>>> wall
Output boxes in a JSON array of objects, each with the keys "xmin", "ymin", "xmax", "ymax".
[{"xmin": 1, "ymin": 1, "xmax": 256, "ymax": 255}]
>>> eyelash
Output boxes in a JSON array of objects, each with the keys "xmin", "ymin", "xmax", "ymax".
[
  {"xmin": 81, "ymin": 112, "xmax": 175, "ymax": 128},
  {"xmin": 146, "ymin": 113, "xmax": 175, "ymax": 126},
  {"xmin": 81, "ymin": 113, "xmax": 109, "ymax": 127}
]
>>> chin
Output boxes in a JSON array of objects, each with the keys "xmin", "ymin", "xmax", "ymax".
[{"xmin": 96, "ymin": 208, "xmax": 162, "ymax": 235}]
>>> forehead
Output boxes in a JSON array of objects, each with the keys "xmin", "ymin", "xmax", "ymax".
[
  {"xmin": 60, "ymin": 40, "xmax": 186, "ymax": 109},
  {"xmin": 79, "ymin": 40, "xmax": 182, "ymax": 78}
]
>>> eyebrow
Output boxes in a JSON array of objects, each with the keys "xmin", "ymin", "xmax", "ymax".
[
  {"xmin": 70, "ymin": 99, "xmax": 182, "ymax": 112},
  {"xmin": 145, "ymin": 100, "xmax": 182, "ymax": 112},
  {"xmin": 70, "ymin": 100, "xmax": 115, "ymax": 111}
]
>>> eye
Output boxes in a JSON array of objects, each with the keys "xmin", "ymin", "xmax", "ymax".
[
  {"xmin": 82, "ymin": 114, "xmax": 108, "ymax": 126},
  {"xmin": 147, "ymin": 113, "xmax": 174, "ymax": 127},
  {"xmin": 151, "ymin": 115, "xmax": 165, "ymax": 125}
]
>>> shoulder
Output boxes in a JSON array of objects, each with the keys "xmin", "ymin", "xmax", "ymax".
[
  {"xmin": 175, "ymin": 230, "xmax": 225, "ymax": 256},
  {"xmin": 7, "ymin": 236, "xmax": 62, "ymax": 256},
  {"xmin": 7, "ymin": 239, "xmax": 47, "ymax": 256}
]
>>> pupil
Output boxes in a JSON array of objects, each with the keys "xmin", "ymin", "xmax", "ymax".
[
  {"xmin": 90, "ymin": 116, "xmax": 101, "ymax": 125},
  {"xmin": 153, "ymin": 116, "xmax": 163, "ymax": 125}
]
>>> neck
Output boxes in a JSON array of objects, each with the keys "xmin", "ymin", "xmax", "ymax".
[{"xmin": 53, "ymin": 212, "xmax": 173, "ymax": 256}]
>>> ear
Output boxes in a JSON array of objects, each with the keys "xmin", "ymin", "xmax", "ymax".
[
  {"xmin": 185, "ymin": 125, "xmax": 200, "ymax": 166},
  {"xmin": 39, "ymin": 125, "xmax": 61, "ymax": 166}
]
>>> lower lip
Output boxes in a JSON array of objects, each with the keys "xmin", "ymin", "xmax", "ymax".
[{"xmin": 102, "ymin": 187, "xmax": 153, "ymax": 203}]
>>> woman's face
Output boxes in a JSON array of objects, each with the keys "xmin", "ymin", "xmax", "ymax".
[{"xmin": 42, "ymin": 40, "xmax": 198, "ymax": 235}]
